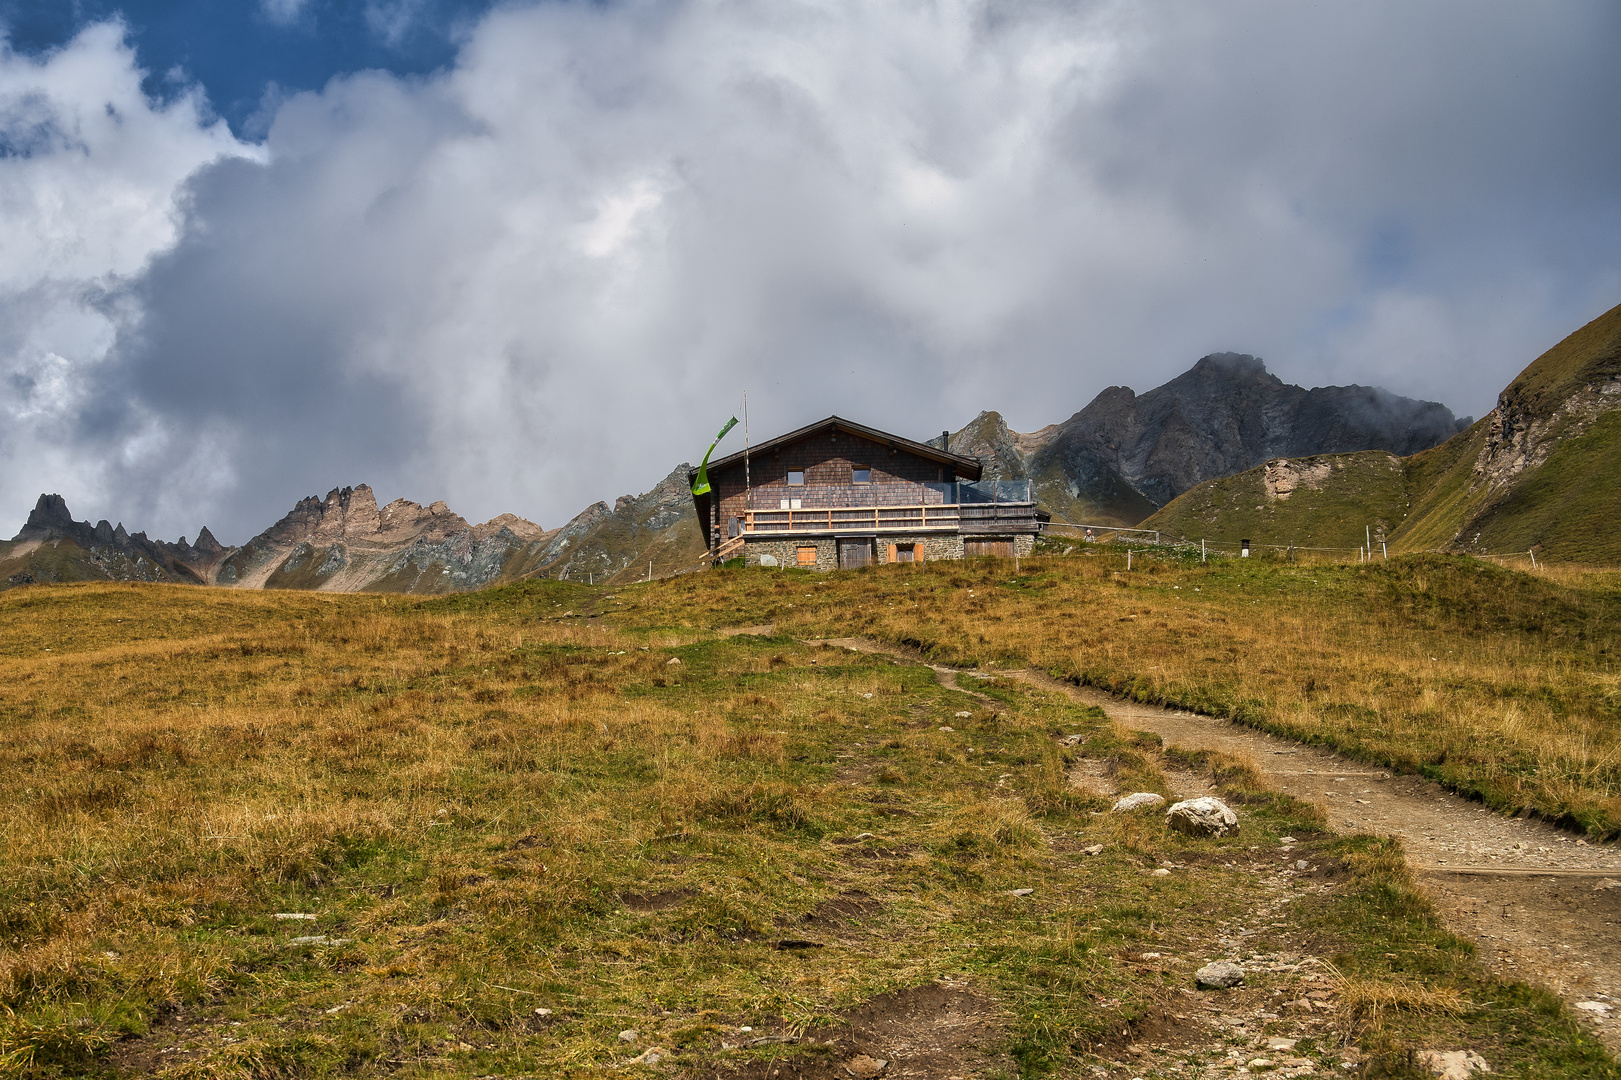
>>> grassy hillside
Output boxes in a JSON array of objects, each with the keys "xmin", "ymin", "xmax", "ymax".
[
  {"xmin": 2, "ymin": 562, "xmax": 1616, "ymax": 1077},
  {"xmin": 1141, "ymin": 300, "xmax": 1621, "ymax": 563},
  {"xmin": 1139, "ymin": 451, "xmax": 1409, "ymax": 550}
]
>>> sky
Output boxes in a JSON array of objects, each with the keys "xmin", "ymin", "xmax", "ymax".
[{"xmin": 2, "ymin": 1, "xmax": 1619, "ymax": 544}]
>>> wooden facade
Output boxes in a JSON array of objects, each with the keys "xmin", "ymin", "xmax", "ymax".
[{"xmin": 689, "ymin": 416, "xmax": 1042, "ymax": 570}]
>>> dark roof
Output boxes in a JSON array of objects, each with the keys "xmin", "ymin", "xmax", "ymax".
[{"xmin": 692, "ymin": 415, "xmax": 982, "ymax": 481}]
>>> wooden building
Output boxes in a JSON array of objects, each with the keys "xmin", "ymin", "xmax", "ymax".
[{"xmin": 689, "ymin": 416, "xmax": 1042, "ymax": 570}]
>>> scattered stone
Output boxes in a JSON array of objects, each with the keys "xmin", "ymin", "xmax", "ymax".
[
  {"xmin": 939, "ymin": 726, "xmax": 954, "ymax": 732},
  {"xmin": 1151, "ymin": 868, "xmax": 1171, "ymax": 876},
  {"xmin": 617, "ymin": 1029, "xmax": 639, "ymax": 1043},
  {"xmin": 1279, "ymin": 836, "xmax": 1296, "ymax": 844},
  {"xmin": 625, "ymin": 1047, "xmax": 665, "ymax": 1065},
  {"xmin": 854, "ymin": 832, "xmax": 875, "ymax": 840},
  {"xmin": 1594, "ymin": 879, "xmax": 1621, "ymax": 891},
  {"xmin": 1247, "ymin": 1059, "xmax": 1274, "ymax": 1069},
  {"xmin": 1059, "ymin": 734, "xmax": 1084, "ymax": 745},
  {"xmin": 1281, "ymin": 1058, "xmax": 1314, "ymax": 1068},
  {"xmin": 1081, "ymin": 844, "xmax": 1105, "ymax": 856},
  {"xmin": 1167, "ymin": 797, "xmax": 1240, "ymax": 837},
  {"xmin": 1195, "ymin": 960, "xmax": 1245, "ymax": 989},
  {"xmin": 1112, "ymin": 792, "xmax": 1167, "ymax": 813},
  {"xmin": 1415, "ymin": 1049, "xmax": 1491, "ymax": 1078},
  {"xmin": 954, "ymin": 711, "xmax": 972, "ymax": 719},
  {"xmin": 273, "ymin": 913, "xmax": 318, "ymax": 920},
  {"xmin": 757, "ymin": 554, "xmax": 779, "ymax": 567},
  {"xmin": 1575, "ymin": 1000, "xmax": 1612, "ymax": 1015},
  {"xmin": 534, "ymin": 1008, "xmax": 553, "ymax": 1018},
  {"xmin": 1266, "ymin": 1037, "xmax": 1298, "ymax": 1051},
  {"xmin": 1010, "ymin": 887, "xmax": 1034, "ymax": 896},
  {"xmin": 844, "ymin": 1054, "xmax": 889, "ymax": 1077},
  {"xmin": 666, "ymin": 657, "xmax": 682, "ymax": 666},
  {"xmin": 1295, "ymin": 860, "xmax": 1309, "ymax": 870}
]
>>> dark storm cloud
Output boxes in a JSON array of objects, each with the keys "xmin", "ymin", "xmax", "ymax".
[{"xmin": 3, "ymin": 2, "xmax": 1621, "ymax": 541}]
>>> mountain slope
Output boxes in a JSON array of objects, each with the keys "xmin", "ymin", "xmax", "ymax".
[
  {"xmin": 1141, "ymin": 300, "xmax": 1621, "ymax": 563},
  {"xmin": 943, "ymin": 355, "xmax": 1465, "ymax": 526},
  {"xmin": 1392, "ymin": 301, "xmax": 1621, "ymax": 562},
  {"xmin": 1138, "ymin": 451, "xmax": 1411, "ymax": 550}
]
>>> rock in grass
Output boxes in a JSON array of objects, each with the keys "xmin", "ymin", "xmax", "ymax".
[
  {"xmin": 1195, "ymin": 960, "xmax": 1245, "ymax": 989},
  {"xmin": 617, "ymin": 1029, "xmax": 639, "ymax": 1043},
  {"xmin": 1415, "ymin": 1049, "xmax": 1491, "ymax": 1078},
  {"xmin": 1111, "ymin": 792, "xmax": 1166, "ymax": 813},
  {"xmin": 1166, "ymin": 796, "xmax": 1239, "ymax": 837}
]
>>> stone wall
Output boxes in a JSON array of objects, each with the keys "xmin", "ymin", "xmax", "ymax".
[{"xmin": 744, "ymin": 532, "xmax": 965, "ymax": 571}]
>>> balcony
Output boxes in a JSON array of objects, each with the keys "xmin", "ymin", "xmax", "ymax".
[{"xmin": 735, "ymin": 501, "xmax": 1039, "ymax": 537}]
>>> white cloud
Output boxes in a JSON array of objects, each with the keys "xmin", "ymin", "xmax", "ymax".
[
  {"xmin": 260, "ymin": 0, "xmax": 311, "ymax": 28},
  {"xmin": 4, "ymin": 1, "xmax": 1621, "ymax": 542},
  {"xmin": 0, "ymin": 22, "xmax": 256, "ymax": 534}
]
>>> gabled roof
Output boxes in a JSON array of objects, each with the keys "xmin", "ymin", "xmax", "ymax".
[{"xmin": 694, "ymin": 415, "xmax": 982, "ymax": 481}]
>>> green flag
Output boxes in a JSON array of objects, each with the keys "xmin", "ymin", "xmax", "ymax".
[{"xmin": 690, "ymin": 416, "xmax": 739, "ymax": 496}]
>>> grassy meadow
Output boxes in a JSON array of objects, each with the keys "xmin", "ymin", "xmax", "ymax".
[
  {"xmin": 652, "ymin": 547, "xmax": 1621, "ymax": 837},
  {"xmin": 0, "ymin": 555, "xmax": 1617, "ymax": 1077}
]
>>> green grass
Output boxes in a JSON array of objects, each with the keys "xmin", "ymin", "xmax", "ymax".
[{"xmin": 1140, "ymin": 450, "xmax": 1410, "ymax": 550}]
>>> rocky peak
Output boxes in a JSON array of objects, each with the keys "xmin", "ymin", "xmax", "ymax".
[
  {"xmin": 1186, "ymin": 352, "xmax": 1278, "ymax": 385},
  {"xmin": 18, "ymin": 494, "xmax": 74, "ymax": 539},
  {"xmin": 471, "ymin": 513, "xmax": 551, "ymax": 543}
]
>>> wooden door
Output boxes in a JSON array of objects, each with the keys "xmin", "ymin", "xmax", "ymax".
[
  {"xmin": 838, "ymin": 538, "xmax": 873, "ymax": 569},
  {"xmin": 964, "ymin": 539, "xmax": 1013, "ymax": 558}
]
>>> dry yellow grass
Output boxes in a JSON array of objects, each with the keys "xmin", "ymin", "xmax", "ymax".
[
  {"xmin": 0, "ymin": 571, "xmax": 1615, "ymax": 1077},
  {"xmin": 638, "ymin": 550, "xmax": 1621, "ymax": 835}
]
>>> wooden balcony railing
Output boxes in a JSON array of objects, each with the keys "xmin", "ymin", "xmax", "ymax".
[{"xmin": 730, "ymin": 502, "xmax": 1038, "ymax": 537}]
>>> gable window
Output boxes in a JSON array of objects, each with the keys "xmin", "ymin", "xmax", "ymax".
[
  {"xmin": 852, "ymin": 466, "xmax": 871, "ymax": 484},
  {"xmin": 787, "ymin": 469, "xmax": 805, "ymax": 486}
]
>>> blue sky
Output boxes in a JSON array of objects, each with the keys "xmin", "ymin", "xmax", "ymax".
[
  {"xmin": 1, "ymin": 1, "xmax": 1619, "ymax": 543},
  {"xmin": 1, "ymin": 0, "xmax": 496, "ymax": 133}
]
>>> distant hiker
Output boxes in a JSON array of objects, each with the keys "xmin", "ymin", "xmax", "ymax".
[{"xmin": 1084, "ymin": 529, "xmax": 1095, "ymax": 543}]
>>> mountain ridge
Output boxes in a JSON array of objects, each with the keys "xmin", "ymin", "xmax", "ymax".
[
  {"xmin": 0, "ymin": 353, "xmax": 1478, "ymax": 592},
  {"xmin": 941, "ymin": 353, "xmax": 1466, "ymax": 526},
  {"xmin": 1142, "ymin": 300, "xmax": 1621, "ymax": 563}
]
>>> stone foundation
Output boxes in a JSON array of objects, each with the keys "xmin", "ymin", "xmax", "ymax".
[{"xmin": 742, "ymin": 532, "xmax": 1029, "ymax": 571}]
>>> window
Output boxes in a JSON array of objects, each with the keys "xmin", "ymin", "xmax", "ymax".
[
  {"xmin": 852, "ymin": 466, "xmax": 871, "ymax": 484},
  {"xmin": 787, "ymin": 469, "xmax": 805, "ymax": 486},
  {"xmin": 797, "ymin": 546, "xmax": 817, "ymax": 566}
]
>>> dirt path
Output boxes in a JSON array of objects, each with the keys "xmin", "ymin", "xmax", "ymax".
[{"xmin": 811, "ymin": 636, "xmax": 1621, "ymax": 1052}]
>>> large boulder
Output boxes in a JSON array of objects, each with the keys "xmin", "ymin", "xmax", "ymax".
[
  {"xmin": 1195, "ymin": 960, "xmax": 1245, "ymax": 989},
  {"xmin": 1166, "ymin": 797, "xmax": 1239, "ymax": 837},
  {"xmin": 1111, "ymin": 792, "xmax": 1166, "ymax": 813}
]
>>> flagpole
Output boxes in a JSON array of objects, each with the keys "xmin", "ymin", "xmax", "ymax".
[{"xmin": 744, "ymin": 391, "xmax": 752, "ymax": 512}]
